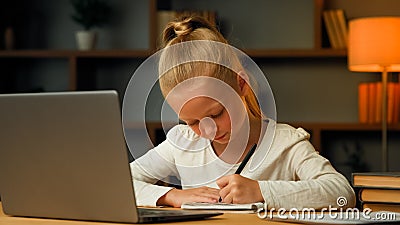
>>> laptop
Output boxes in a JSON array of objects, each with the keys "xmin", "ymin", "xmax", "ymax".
[{"xmin": 0, "ymin": 90, "xmax": 222, "ymax": 223}]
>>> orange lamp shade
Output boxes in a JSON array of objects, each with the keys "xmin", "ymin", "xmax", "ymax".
[{"xmin": 348, "ymin": 17, "xmax": 400, "ymax": 72}]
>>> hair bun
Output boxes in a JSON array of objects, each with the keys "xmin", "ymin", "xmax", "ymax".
[
  {"xmin": 173, "ymin": 18, "xmax": 194, "ymax": 36},
  {"xmin": 163, "ymin": 16, "xmax": 214, "ymax": 45}
]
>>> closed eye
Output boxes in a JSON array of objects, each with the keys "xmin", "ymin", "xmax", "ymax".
[{"xmin": 210, "ymin": 109, "xmax": 224, "ymax": 119}]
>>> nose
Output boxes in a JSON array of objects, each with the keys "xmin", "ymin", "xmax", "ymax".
[{"xmin": 199, "ymin": 117, "xmax": 217, "ymax": 140}]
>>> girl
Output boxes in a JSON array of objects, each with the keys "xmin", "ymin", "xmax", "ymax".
[{"xmin": 129, "ymin": 16, "xmax": 355, "ymax": 209}]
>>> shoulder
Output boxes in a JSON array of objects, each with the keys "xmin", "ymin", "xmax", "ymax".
[
  {"xmin": 262, "ymin": 122, "xmax": 317, "ymax": 159},
  {"xmin": 271, "ymin": 123, "xmax": 325, "ymax": 164},
  {"xmin": 166, "ymin": 124, "xmax": 210, "ymax": 151},
  {"xmin": 255, "ymin": 121, "xmax": 313, "ymax": 158},
  {"xmin": 166, "ymin": 124, "xmax": 199, "ymax": 140},
  {"xmin": 267, "ymin": 123, "xmax": 325, "ymax": 170},
  {"xmin": 273, "ymin": 123, "xmax": 310, "ymax": 145}
]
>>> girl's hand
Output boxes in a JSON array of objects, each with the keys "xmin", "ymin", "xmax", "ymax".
[
  {"xmin": 157, "ymin": 186, "xmax": 220, "ymax": 208},
  {"xmin": 216, "ymin": 174, "xmax": 263, "ymax": 204}
]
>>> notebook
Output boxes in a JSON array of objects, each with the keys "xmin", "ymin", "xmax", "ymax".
[
  {"xmin": 0, "ymin": 90, "xmax": 222, "ymax": 223},
  {"xmin": 181, "ymin": 202, "xmax": 264, "ymax": 213}
]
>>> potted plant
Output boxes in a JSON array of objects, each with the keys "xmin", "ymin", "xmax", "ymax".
[{"xmin": 70, "ymin": 0, "xmax": 111, "ymax": 50}]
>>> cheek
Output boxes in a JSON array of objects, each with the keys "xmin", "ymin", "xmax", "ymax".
[{"xmin": 218, "ymin": 113, "xmax": 232, "ymax": 131}]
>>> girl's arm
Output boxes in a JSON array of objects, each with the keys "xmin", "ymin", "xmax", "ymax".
[
  {"xmin": 129, "ymin": 140, "xmax": 178, "ymax": 206},
  {"xmin": 258, "ymin": 140, "xmax": 356, "ymax": 210},
  {"xmin": 217, "ymin": 140, "xmax": 355, "ymax": 209},
  {"xmin": 157, "ymin": 186, "xmax": 220, "ymax": 207},
  {"xmin": 130, "ymin": 139, "xmax": 220, "ymax": 207}
]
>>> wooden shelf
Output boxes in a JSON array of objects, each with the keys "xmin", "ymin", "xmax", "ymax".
[
  {"xmin": 0, "ymin": 49, "xmax": 154, "ymax": 91},
  {"xmin": 291, "ymin": 122, "xmax": 400, "ymax": 131},
  {"xmin": 244, "ymin": 48, "xmax": 347, "ymax": 58},
  {"xmin": 140, "ymin": 122, "xmax": 400, "ymax": 131},
  {"xmin": 290, "ymin": 122, "xmax": 400, "ymax": 153},
  {"xmin": 0, "ymin": 48, "xmax": 347, "ymax": 59},
  {"xmin": 0, "ymin": 50, "xmax": 72, "ymax": 58},
  {"xmin": 0, "ymin": 50, "xmax": 152, "ymax": 58},
  {"xmin": 140, "ymin": 122, "xmax": 400, "ymax": 154}
]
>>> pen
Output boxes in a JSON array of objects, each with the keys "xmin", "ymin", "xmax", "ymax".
[
  {"xmin": 219, "ymin": 143, "xmax": 257, "ymax": 202},
  {"xmin": 234, "ymin": 143, "xmax": 257, "ymax": 175}
]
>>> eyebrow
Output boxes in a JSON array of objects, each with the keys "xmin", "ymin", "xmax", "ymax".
[
  {"xmin": 204, "ymin": 103, "xmax": 223, "ymax": 114},
  {"xmin": 180, "ymin": 103, "xmax": 223, "ymax": 122}
]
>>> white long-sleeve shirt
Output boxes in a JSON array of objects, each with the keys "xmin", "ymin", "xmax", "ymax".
[{"xmin": 130, "ymin": 122, "xmax": 356, "ymax": 209}]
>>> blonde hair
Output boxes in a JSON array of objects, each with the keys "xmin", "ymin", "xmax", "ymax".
[{"xmin": 159, "ymin": 16, "xmax": 262, "ymax": 119}]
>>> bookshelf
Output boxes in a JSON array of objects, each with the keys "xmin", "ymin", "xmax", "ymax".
[
  {"xmin": 143, "ymin": 121, "xmax": 400, "ymax": 180},
  {"xmin": 1, "ymin": 0, "xmax": 400, "ymax": 173},
  {"xmin": 144, "ymin": 122, "xmax": 400, "ymax": 154},
  {"xmin": 0, "ymin": 0, "xmax": 346, "ymax": 93},
  {"xmin": 291, "ymin": 123, "xmax": 400, "ymax": 152},
  {"xmin": 0, "ymin": 50, "xmax": 151, "ymax": 90}
]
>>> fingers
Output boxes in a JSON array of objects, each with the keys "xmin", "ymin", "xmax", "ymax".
[
  {"xmin": 184, "ymin": 186, "xmax": 220, "ymax": 204},
  {"xmin": 221, "ymin": 193, "xmax": 234, "ymax": 204},
  {"xmin": 197, "ymin": 187, "xmax": 220, "ymax": 200},
  {"xmin": 162, "ymin": 187, "xmax": 222, "ymax": 207},
  {"xmin": 217, "ymin": 174, "xmax": 236, "ymax": 203},
  {"xmin": 216, "ymin": 175, "xmax": 230, "ymax": 189},
  {"xmin": 217, "ymin": 174, "xmax": 263, "ymax": 204},
  {"xmin": 191, "ymin": 195, "xmax": 218, "ymax": 204},
  {"xmin": 218, "ymin": 180, "xmax": 238, "ymax": 203}
]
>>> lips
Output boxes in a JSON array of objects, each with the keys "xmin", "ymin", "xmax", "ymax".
[{"xmin": 214, "ymin": 133, "xmax": 226, "ymax": 140}]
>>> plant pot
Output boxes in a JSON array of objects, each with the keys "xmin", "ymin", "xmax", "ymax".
[{"xmin": 75, "ymin": 30, "xmax": 97, "ymax": 50}]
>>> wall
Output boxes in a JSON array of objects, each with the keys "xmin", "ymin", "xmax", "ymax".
[
  {"xmin": 2, "ymin": 0, "xmax": 149, "ymax": 50},
  {"xmin": 170, "ymin": 0, "xmax": 315, "ymax": 49},
  {"xmin": 3, "ymin": 0, "xmax": 398, "ymax": 123},
  {"xmin": 2, "ymin": 1, "xmax": 400, "ymax": 171}
]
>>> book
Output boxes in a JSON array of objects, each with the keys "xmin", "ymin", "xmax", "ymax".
[
  {"xmin": 375, "ymin": 82, "xmax": 382, "ymax": 124},
  {"xmin": 322, "ymin": 10, "xmax": 340, "ymax": 49},
  {"xmin": 394, "ymin": 83, "xmax": 400, "ymax": 124},
  {"xmin": 359, "ymin": 188, "xmax": 400, "ymax": 203},
  {"xmin": 357, "ymin": 82, "xmax": 400, "ymax": 124},
  {"xmin": 181, "ymin": 202, "xmax": 264, "ymax": 213},
  {"xmin": 358, "ymin": 83, "xmax": 369, "ymax": 124},
  {"xmin": 329, "ymin": 10, "xmax": 346, "ymax": 49},
  {"xmin": 352, "ymin": 172, "xmax": 400, "ymax": 189},
  {"xmin": 367, "ymin": 82, "xmax": 377, "ymax": 124},
  {"xmin": 387, "ymin": 82, "xmax": 396, "ymax": 124},
  {"xmin": 362, "ymin": 202, "xmax": 400, "ymax": 213},
  {"xmin": 335, "ymin": 9, "xmax": 348, "ymax": 48}
]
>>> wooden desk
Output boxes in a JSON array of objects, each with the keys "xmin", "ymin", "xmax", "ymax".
[{"xmin": 0, "ymin": 203, "xmax": 294, "ymax": 225}]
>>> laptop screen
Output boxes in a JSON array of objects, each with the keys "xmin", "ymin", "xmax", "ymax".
[{"xmin": 0, "ymin": 91, "xmax": 140, "ymax": 223}]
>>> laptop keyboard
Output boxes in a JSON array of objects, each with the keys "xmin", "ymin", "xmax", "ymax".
[
  {"xmin": 138, "ymin": 208, "xmax": 211, "ymax": 217},
  {"xmin": 138, "ymin": 208, "xmax": 185, "ymax": 216}
]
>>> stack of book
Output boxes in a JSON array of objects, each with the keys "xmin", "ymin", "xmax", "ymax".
[
  {"xmin": 358, "ymin": 82, "xmax": 400, "ymax": 124},
  {"xmin": 352, "ymin": 172, "xmax": 400, "ymax": 212},
  {"xmin": 322, "ymin": 9, "xmax": 348, "ymax": 49}
]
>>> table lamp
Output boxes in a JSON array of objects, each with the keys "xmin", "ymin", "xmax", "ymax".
[{"xmin": 348, "ymin": 17, "xmax": 400, "ymax": 171}]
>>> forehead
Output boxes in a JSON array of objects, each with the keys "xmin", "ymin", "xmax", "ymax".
[
  {"xmin": 159, "ymin": 62, "xmax": 239, "ymax": 97},
  {"xmin": 177, "ymin": 97, "xmax": 222, "ymax": 120},
  {"xmin": 164, "ymin": 76, "xmax": 243, "ymax": 120}
]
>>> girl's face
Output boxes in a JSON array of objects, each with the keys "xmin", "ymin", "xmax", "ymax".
[{"xmin": 179, "ymin": 97, "xmax": 232, "ymax": 144}]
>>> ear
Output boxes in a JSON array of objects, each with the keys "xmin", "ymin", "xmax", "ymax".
[{"xmin": 237, "ymin": 71, "xmax": 250, "ymax": 96}]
